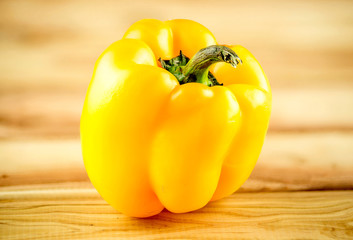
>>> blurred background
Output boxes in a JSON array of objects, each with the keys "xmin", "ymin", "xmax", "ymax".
[{"xmin": 1, "ymin": 0, "xmax": 353, "ymax": 190}]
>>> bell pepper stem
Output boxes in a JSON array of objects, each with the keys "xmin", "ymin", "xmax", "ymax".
[{"xmin": 181, "ymin": 45, "xmax": 242, "ymax": 86}]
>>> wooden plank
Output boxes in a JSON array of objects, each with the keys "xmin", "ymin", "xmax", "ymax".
[
  {"xmin": 0, "ymin": 187, "xmax": 352, "ymax": 239},
  {"xmin": 249, "ymin": 131, "xmax": 353, "ymax": 192},
  {"xmin": 0, "ymin": 0, "xmax": 353, "ymax": 137},
  {"xmin": 270, "ymin": 88, "xmax": 353, "ymax": 131},
  {"xmin": 1, "ymin": 1, "xmax": 352, "ymax": 238},
  {"xmin": 0, "ymin": 88, "xmax": 352, "ymax": 139},
  {"xmin": 1, "ymin": 132, "xmax": 352, "ymax": 191},
  {"xmin": 0, "ymin": 0, "xmax": 352, "ymax": 92}
]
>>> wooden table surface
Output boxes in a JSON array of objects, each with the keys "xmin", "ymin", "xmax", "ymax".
[{"xmin": 1, "ymin": 0, "xmax": 353, "ymax": 239}]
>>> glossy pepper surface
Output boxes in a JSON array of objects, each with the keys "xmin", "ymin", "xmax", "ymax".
[{"xmin": 81, "ymin": 19, "xmax": 272, "ymax": 217}]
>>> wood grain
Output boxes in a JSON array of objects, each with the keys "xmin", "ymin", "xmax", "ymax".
[
  {"xmin": 1, "ymin": 132, "xmax": 352, "ymax": 192},
  {"xmin": 1, "ymin": 0, "xmax": 352, "ymax": 91},
  {"xmin": 1, "ymin": 88, "xmax": 353, "ymax": 140},
  {"xmin": 1, "ymin": 0, "xmax": 353, "ymax": 238},
  {"xmin": 1, "ymin": 1, "xmax": 352, "ymax": 139},
  {"xmin": 1, "ymin": 187, "xmax": 352, "ymax": 240}
]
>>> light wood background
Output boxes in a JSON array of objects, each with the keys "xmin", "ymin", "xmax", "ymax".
[{"xmin": 1, "ymin": 0, "xmax": 353, "ymax": 239}]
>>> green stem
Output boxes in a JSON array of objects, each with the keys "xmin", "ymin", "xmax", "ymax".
[
  {"xmin": 159, "ymin": 45, "xmax": 242, "ymax": 87},
  {"xmin": 181, "ymin": 45, "xmax": 242, "ymax": 86}
]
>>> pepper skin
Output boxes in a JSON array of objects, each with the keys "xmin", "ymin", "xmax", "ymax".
[{"xmin": 81, "ymin": 19, "xmax": 272, "ymax": 218}]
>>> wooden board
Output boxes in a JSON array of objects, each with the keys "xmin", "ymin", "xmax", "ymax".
[
  {"xmin": 1, "ymin": 0, "xmax": 353, "ymax": 92},
  {"xmin": 1, "ymin": 0, "xmax": 353, "ymax": 238},
  {"xmin": 0, "ymin": 131, "xmax": 352, "ymax": 238},
  {"xmin": 1, "ymin": 186, "xmax": 353, "ymax": 240},
  {"xmin": 1, "ymin": 132, "xmax": 353, "ymax": 191},
  {"xmin": 1, "ymin": 88, "xmax": 353, "ymax": 140}
]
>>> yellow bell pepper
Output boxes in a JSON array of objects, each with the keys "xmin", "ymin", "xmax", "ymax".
[{"xmin": 81, "ymin": 19, "xmax": 271, "ymax": 218}]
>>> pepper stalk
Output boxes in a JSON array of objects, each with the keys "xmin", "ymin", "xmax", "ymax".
[{"xmin": 159, "ymin": 45, "xmax": 242, "ymax": 87}]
